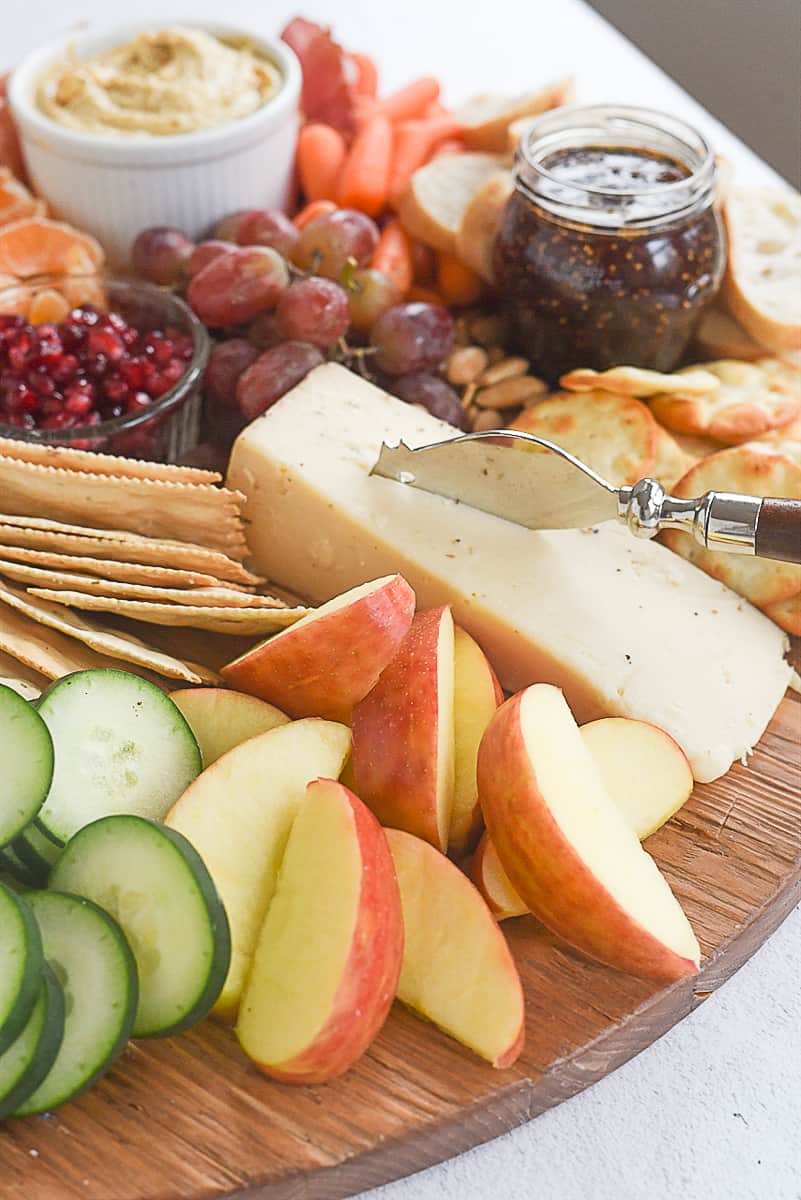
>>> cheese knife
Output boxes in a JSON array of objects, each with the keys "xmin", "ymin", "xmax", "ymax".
[{"xmin": 372, "ymin": 430, "xmax": 801, "ymax": 563}]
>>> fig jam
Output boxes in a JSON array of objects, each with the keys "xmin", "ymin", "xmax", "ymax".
[{"xmin": 494, "ymin": 106, "xmax": 725, "ymax": 381}]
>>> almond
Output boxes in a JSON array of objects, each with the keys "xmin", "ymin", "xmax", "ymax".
[
  {"xmin": 472, "ymin": 407, "xmax": 505, "ymax": 431},
  {"xmin": 479, "ymin": 356, "xmax": 530, "ymax": 386},
  {"xmin": 447, "ymin": 346, "xmax": 489, "ymax": 386},
  {"xmin": 475, "ymin": 376, "xmax": 548, "ymax": 409}
]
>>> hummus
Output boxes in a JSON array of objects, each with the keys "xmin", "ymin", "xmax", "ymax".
[{"xmin": 37, "ymin": 27, "xmax": 282, "ymax": 137}]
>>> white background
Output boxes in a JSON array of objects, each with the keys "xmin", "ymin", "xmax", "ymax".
[{"xmin": 4, "ymin": 3, "xmax": 799, "ymax": 1199}]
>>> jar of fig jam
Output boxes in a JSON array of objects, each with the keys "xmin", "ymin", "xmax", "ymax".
[{"xmin": 494, "ymin": 105, "xmax": 725, "ymax": 381}]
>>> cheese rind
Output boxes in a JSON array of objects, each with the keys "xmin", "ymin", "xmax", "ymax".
[{"xmin": 228, "ymin": 364, "xmax": 791, "ymax": 782}]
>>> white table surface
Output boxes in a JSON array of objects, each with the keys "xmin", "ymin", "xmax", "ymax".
[{"xmin": 5, "ymin": 3, "xmax": 799, "ymax": 1198}]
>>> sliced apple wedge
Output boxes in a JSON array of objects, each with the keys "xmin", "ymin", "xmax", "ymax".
[
  {"xmin": 170, "ymin": 687, "xmax": 289, "ymax": 766},
  {"xmin": 580, "ymin": 718, "xmax": 693, "ymax": 839},
  {"xmin": 385, "ymin": 828, "xmax": 524, "ymax": 1068},
  {"xmin": 449, "ymin": 626, "xmax": 503, "ymax": 858},
  {"xmin": 470, "ymin": 832, "xmax": 528, "ymax": 921},
  {"xmin": 166, "ymin": 718, "xmax": 351, "ymax": 1018},
  {"xmin": 352, "ymin": 606, "xmax": 455, "ymax": 851},
  {"xmin": 221, "ymin": 575, "xmax": 415, "ymax": 722},
  {"xmin": 237, "ymin": 779, "xmax": 403, "ymax": 1083},
  {"xmin": 478, "ymin": 685, "xmax": 700, "ymax": 982}
]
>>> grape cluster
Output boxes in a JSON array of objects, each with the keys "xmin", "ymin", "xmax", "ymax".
[{"xmin": 132, "ymin": 208, "xmax": 466, "ymax": 445}]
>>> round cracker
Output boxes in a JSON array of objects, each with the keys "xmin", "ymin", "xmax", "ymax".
[
  {"xmin": 651, "ymin": 425, "xmax": 697, "ymax": 490},
  {"xmin": 510, "ymin": 390, "xmax": 658, "ymax": 485},
  {"xmin": 747, "ymin": 414, "xmax": 801, "ymax": 465},
  {"xmin": 649, "ymin": 358, "xmax": 801, "ymax": 443},
  {"xmin": 662, "ymin": 447, "xmax": 801, "ymax": 606},
  {"xmin": 560, "ymin": 365, "xmax": 719, "ymax": 398}
]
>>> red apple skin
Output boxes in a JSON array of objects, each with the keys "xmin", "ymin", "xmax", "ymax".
[
  {"xmin": 352, "ymin": 606, "xmax": 454, "ymax": 851},
  {"xmin": 477, "ymin": 692, "xmax": 698, "ymax": 983},
  {"xmin": 221, "ymin": 575, "xmax": 415, "ymax": 722},
  {"xmin": 259, "ymin": 780, "xmax": 404, "ymax": 1084}
]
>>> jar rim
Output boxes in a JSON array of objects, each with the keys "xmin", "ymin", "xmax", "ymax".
[{"xmin": 515, "ymin": 103, "xmax": 718, "ymax": 229}]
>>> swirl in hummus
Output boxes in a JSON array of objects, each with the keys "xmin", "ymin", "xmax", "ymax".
[{"xmin": 37, "ymin": 27, "xmax": 282, "ymax": 137}]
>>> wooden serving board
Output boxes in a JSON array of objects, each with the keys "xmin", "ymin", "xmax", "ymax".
[{"xmin": 1, "ymin": 690, "xmax": 799, "ymax": 1200}]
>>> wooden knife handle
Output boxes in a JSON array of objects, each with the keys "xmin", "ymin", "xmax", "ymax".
[{"xmin": 755, "ymin": 498, "xmax": 801, "ymax": 564}]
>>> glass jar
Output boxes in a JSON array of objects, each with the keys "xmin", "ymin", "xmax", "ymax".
[{"xmin": 494, "ymin": 105, "xmax": 726, "ymax": 381}]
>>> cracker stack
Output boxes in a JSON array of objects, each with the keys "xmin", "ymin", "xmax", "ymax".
[{"xmin": 0, "ymin": 438, "xmax": 309, "ymax": 692}]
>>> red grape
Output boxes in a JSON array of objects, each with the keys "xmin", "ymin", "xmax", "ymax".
[
  {"xmin": 389, "ymin": 372, "xmax": 468, "ymax": 428},
  {"xmin": 276, "ymin": 278, "xmax": 350, "ymax": 346},
  {"xmin": 369, "ymin": 303, "xmax": 455, "ymax": 374},
  {"xmin": 236, "ymin": 341, "xmax": 325, "ymax": 420},
  {"xmin": 205, "ymin": 338, "xmax": 260, "ymax": 409},
  {"xmin": 346, "ymin": 268, "xmax": 402, "ymax": 332},
  {"xmin": 212, "ymin": 210, "xmax": 261, "ymax": 242},
  {"xmin": 248, "ymin": 311, "xmax": 283, "ymax": 350},
  {"xmin": 238, "ymin": 210, "xmax": 300, "ymax": 257},
  {"xmin": 188, "ymin": 240, "xmax": 236, "ymax": 278},
  {"xmin": 291, "ymin": 209, "xmax": 379, "ymax": 279},
  {"xmin": 132, "ymin": 227, "xmax": 195, "ymax": 286},
  {"xmin": 187, "ymin": 247, "xmax": 290, "ymax": 327}
]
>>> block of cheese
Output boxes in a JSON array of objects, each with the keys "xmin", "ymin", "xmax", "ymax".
[{"xmin": 228, "ymin": 365, "xmax": 791, "ymax": 782}]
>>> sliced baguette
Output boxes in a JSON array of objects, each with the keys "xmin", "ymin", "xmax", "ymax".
[
  {"xmin": 694, "ymin": 305, "xmax": 766, "ymax": 361},
  {"xmin": 455, "ymin": 79, "xmax": 575, "ymax": 153},
  {"xmin": 397, "ymin": 153, "xmax": 504, "ymax": 256},
  {"xmin": 722, "ymin": 187, "xmax": 801, "ymax": 354},
  {"xmin": 456, "ymin": 170, "xmax": 514, "ymax": 283}
]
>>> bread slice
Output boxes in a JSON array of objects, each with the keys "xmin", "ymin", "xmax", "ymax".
[
  {"xmin": 454, "ymin": 79, "xmax": 575, "ymax": 153},
  {"xmin": 456, "ymin": 170, "xmax": 514, "ymax": 282},
  {"xmin": 397, "ymin": 153, "xmax": 504, "ymax": 256},
  {"xmin": 722, "ymin": 187, "xmax": 801, "ymax": 354}
]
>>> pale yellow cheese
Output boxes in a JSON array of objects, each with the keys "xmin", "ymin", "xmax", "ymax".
[{"xmin": 228, "ymin": 364, "xmax": 791, "ymax": 782}]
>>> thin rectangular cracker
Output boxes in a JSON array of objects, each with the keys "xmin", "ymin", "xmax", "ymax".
[
  {"xmin": 0, "ymin": 579, "xmax": 219, "ymax": 684},
  {"xmin": 0, "ymin": 559, "xmax": 285, "ymax": 608},
  {"xmin": 0, "ymin": 456, "xmax": 249, "ymax": 557},
  {"xmin": 0, "ymin": 542, "xmax": 231, "ymax": 589},
  {"xmin": 0, "ymin": 604, "xmax": 131, "ymax": 680},
  {"xmin": 27, "ymin": 589, "xmax": 310, "ymax": 636},
  {"xmin": 0, "ymin": 436, "xmax": 220, "ymax": 485},
  {"xmin": 0, "ymin": 647, "xmax": 48, "ymax": 692},
  {"xmin": 0, "ymin": 516, "xmax": 262, "ymax": 585}
]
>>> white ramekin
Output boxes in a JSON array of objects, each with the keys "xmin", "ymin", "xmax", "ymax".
[{"xmin": 8, "ymin": 21, "xmax": 302, "ymax": 266}]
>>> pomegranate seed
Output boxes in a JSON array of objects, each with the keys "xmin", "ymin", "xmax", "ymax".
[
  {"xmin": 64, "ymin": 391, "xmax": 94, "ymax": 417},
  {"xmin": 88, "ymin": 328, "xmax": 125, "ymax": 362}
]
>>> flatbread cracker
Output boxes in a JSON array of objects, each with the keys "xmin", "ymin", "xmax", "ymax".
[
  {"xmin": 0, "ymin": 541, "xmax": 229, "ymax": 589},
  {"xmin": 746, "ymin": 414, "xmax": 801, "ymax": 466},
  {"xmin": 662, "ymin": 447, "xmax": 801, "ymax": 606},
  {"xmin": 0, "ymin": 456, "xmax": 249, "ymax": 557},
  {"xmin": 560, "ymin": 365, "xmax": 720, "ymax": 398},
  {"xmin": 510, "ymin": 390, "xmax": 658, "ymax": 485},
  {"xmin": 763, "ymin": 592, "xmax": 801, "ymax": 636},
  {"xmin": 651, "ymin": 425, "xmax": 697, "ymax": 491},
  {"xmin": 0, "ymin": 515, "xmax": 261, "ymax": 585},
  {"xmin": 0, "ymin": 436, "xmax": 220, "ymax": 484},
  {"xmin": 649, "ymin": 359, "xmax": 801, "ymax": 444},
  {"xmin": 0, "ymin": 579, "xmax": 219, "ymax": 684},
  {"xmin": 27, "ymin": 590, "xmax": 310, "ymax": 636}
]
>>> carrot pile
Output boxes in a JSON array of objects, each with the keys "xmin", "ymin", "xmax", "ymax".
[{"xmin": 289, "ymin": 37, "xmax": 485, "ymax": 308}]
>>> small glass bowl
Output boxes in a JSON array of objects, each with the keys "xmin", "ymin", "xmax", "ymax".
[{"xmin": 0, "ymin": 277, "xmax": 209, "ymax": 462}]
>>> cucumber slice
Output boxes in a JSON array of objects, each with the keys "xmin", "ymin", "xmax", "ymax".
[
  {"xmin": 0, "ymin": 965, "xmax": 65, "ymax": 1119},
  {"xmin": 13, "ymin": 891, "xmax": 137, "ymax": 1116},
  {"xmin": 0, "ymin": 684, "xmax": 53, "ymax": 849},
  {"xmin": 50, "ymin": 816, "xmax": 230, "ymax": 1038},
  {"xmin": 36, "ymin": 670, "xmax": 201, "ymax": 846},
  {"xmin": 0, "ymin": 884, "xmax": 44, "ymax": 1055},
  {"xmin": 12, "ymin": 824, "xmax": 62, "ymax": 883}
]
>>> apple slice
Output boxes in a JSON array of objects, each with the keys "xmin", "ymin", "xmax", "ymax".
[
  {"xmin": 352, "ymin": 606, "xmax": 455, "ymax": 851},
  {"xmin": 166, "ymin": 718, "xmax": 351, "ymax": 1018},
  {"xmin": 236, "ymin": 778, "xmax": 403, "ymax": 1083},
  {"xmin": 449, "ymin": 626, "xmax": 503, "ymax": 858},
  {"xmin": 170, "ymin": 687, "xmax": 289, "ymax": 766},
  {"xmin": 471, "ymin": 832, "xmax": 528, "ymax": 920},
  {"xmin": 580, "ymin": 718, "xmax": 693, "ymax": 839},
  {"xmin": 221, "ymin": 575, "xmax": 415, "ymax": 722},
  {"xmin": 477, "ymin": 685, "xmax": 700, "ymax": 982},
  {"xmin": 385, "ymin": 828, "xmax": 524, "ymax": 1068}
]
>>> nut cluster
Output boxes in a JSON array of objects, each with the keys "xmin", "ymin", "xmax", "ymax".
[{"xmin": 447, "ymin": 313, "xmax": 547, "ymax": 431}]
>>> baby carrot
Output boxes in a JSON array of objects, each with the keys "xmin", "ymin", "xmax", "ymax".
[
  {"xmin": 406, "ymin": 284, "xmax": 447, "ymax": 306},
  {"xmin": 336, "ymin": 113, "xmax": 393, "ymax": 217},
  {"xmin": 388, "ymin": 116, "xmax": 464, "ymax": 203},
  {"xmin": 371, "ymin": 220, "xmax": 414, "ymax": 294},
  {"xmin": 351, "ymin": 52, "xmax": 379, "ymax": 98},
  {"xmin": 436, "ymin": 252, "xmax": 484, "ymax": 306},
  {"xmin": 297, "ymin": 123, "xmax": 347, "ymax": 202},
  {"xmin": 376, "ymin": 77, "xmax": 441, "ymax": 122},
  {"xmin": 293, "ymin": 199, "xmax": 337, "ymax": 229}
]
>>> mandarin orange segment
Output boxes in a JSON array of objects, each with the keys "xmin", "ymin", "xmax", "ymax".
[
  {"xmin": 0, "ymin": 168, "xmax": 45, "ymax": 226},
  {"xmin": 28, "ymin": 288, "xmax": 71, "ymax": 323},
  {"xmin": 0, "ymin": 217, "xmax": 104, "ymax": 278}
]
